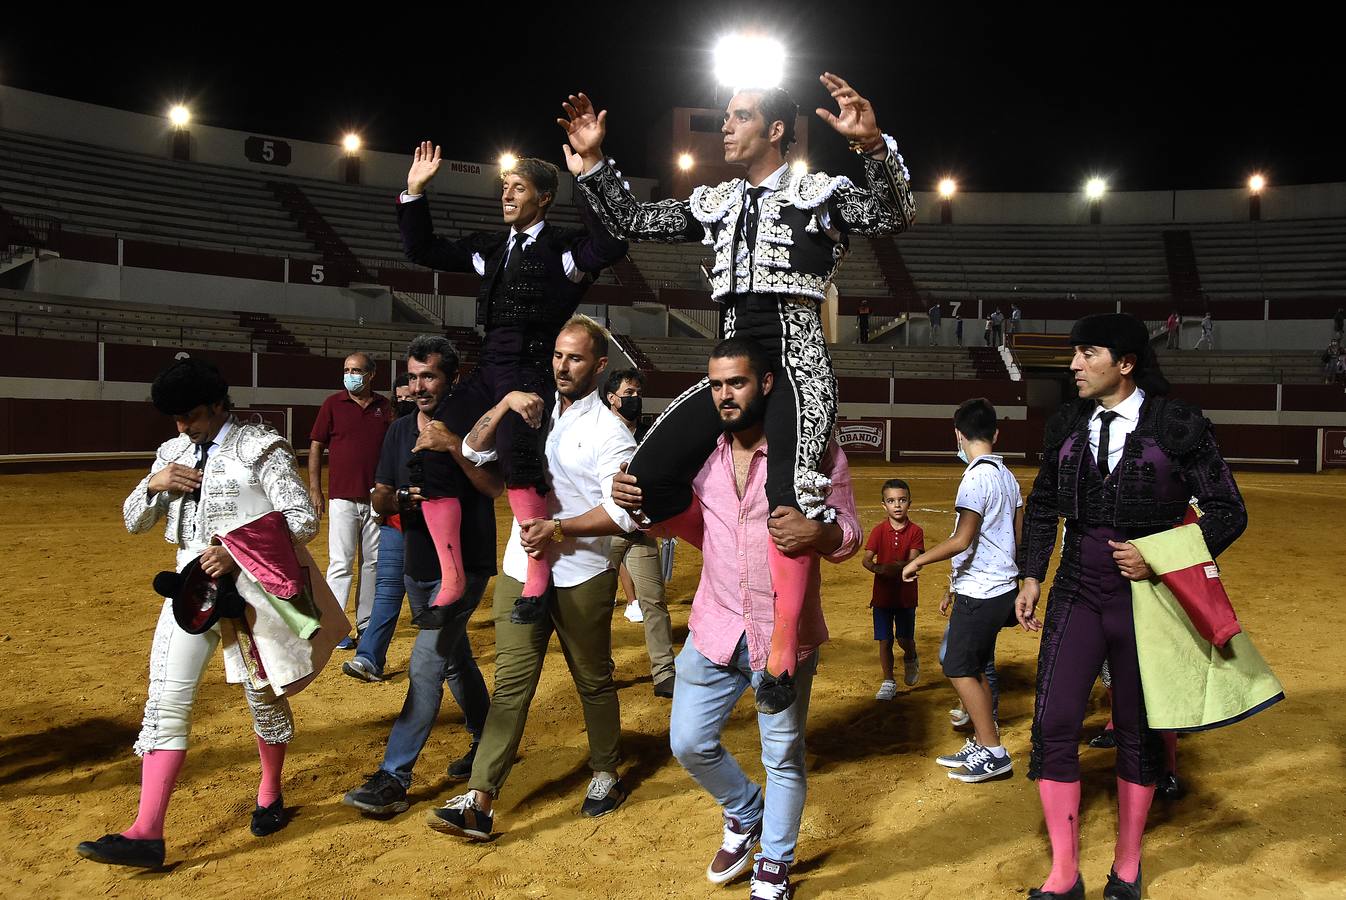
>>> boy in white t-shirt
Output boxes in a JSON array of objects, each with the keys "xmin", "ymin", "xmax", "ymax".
[{"xmin": 903, "ymin": 398, "xmax": 1023, "ymax": 783}]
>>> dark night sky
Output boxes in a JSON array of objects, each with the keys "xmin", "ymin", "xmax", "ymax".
[{"xmin": 3, "ymin": 3, "xmax": 1339, "ymax": 192}]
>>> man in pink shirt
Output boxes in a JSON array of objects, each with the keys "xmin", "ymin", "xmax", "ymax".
[{"xmin": 613, "ymin": 336, "xmax": 860, "ymax": 899}]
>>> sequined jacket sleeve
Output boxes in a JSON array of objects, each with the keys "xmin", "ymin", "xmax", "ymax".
[
  {"xmin": 123, "ymin": 437, "xmax": 185, "ymax": 536},
  {"xmin": 574, "ymin": 162, "xmax": 702, "ymax": 243},
  {"xmin": 396, "ymin": 195, "xmax": 479, "ymax": 272},
  {"xmin": 566, "ymin": 194, "xmax": 632, "ymax": 273},
  {"xmin": 1018, "ymin": 447, "xmax": 1063, "ymax": 583},
  {"xmin": 251, "ymin": 436, "xmax": 320, "ymax": 545},
  {"xmin": 826, "ymin": 134, "xmax": 917, "ymax": 236},
  {"xmin": 1177, "ymin": 426, "xmax": 1247, "ymax": 558}
]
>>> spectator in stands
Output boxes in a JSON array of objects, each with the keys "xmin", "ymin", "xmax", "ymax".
[
  {"xmin": 929, "ymin": 301, "xmax": 942, "ymax": 345},
  {"xmin": 310, "ymin": 352, "xmax": 391, "ymax": 649},
  {"xmin": 601, "ymin": 367, "xmax": 676, "ymax": 697},
  {"xmin": 343, "ymin": 373, "xmax": 416, "ymax": 682},
  {"xmin": 560, "ymin": 76, "xmax": 914, "ymax": 718},
  {"xmin": 1333, "ymin": 306, "xmax": 1344, "ymax": 342},
  {"xmin": 857, "ymin": 300, "xmax": 872, "ymax": 343},
  {"xmin": 341, "ymin": 336, "xmax": 502, "ymax": 814},
  {"xmin": 990, "ymin": 307, "xmax": 1005, "ymax": 347},
  {"xmin": 1165, "ymin": 310, "xmax": 1181, "ymax": 350},
  {"xmin": 954, "ymin": 312, "xmax": 964, "ymax": 346},
  {"xmin": 1194, "ymin": 311, "xmax": 1214, "ymax": 351},
  {"xmin": 983, "ymin": 316, "xmax": 993, "ymax": 347},
  {"xmin": 396, "ymin": 143, "xmax": 628, "ymax": 627},
  {"xmin": 1009, "ymin": 303, "xmax": 1022, "ymax": 343}
]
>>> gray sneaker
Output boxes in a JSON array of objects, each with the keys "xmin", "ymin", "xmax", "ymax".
[
  {"xmin": 949, "ymin": 746, "xmax": 1014, "ymax": 782},
  {"xmin": 936, "ymin": 737, "xmax": 982, "ymax": 768},
  {"xmin": 341, "ymin": 770, "xmax": 409, "ymax": 815},
  {"xmin": 342, "ymin": 657, "xmax": 384, "ymax": 683}
]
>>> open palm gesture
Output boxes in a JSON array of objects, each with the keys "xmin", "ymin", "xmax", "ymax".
[
  {"xmin": 557, "ymin": 93, "xmax": 607, "ymax": 176},
  {"xmin": 407, "ymin": 141, "xmax": 442, "ymax": 195},
  {"xmin": 814, "ymin": 72, "xmax": 883, "ymax": 153}
]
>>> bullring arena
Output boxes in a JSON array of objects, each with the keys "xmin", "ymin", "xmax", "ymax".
[{"xmin": 3, "ymin": 49, "xmax": 1346, "ymax": 899}]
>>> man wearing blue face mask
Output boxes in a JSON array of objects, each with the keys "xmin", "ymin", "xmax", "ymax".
[{"xmin": 310, "ymin": 352, "xmax": 392, "ymax": 648}]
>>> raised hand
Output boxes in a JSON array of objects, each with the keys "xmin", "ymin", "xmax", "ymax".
[
  {"xmin": 407, "ymin": 141, "xmax": 442, "ymax": 195},
  {"xmin": 557, "ymin": 93, "xmax": 607, "ymax": 173},
  {"xmin": 815, "ymin": 72, "xmax": 883, "ymax": 153}
]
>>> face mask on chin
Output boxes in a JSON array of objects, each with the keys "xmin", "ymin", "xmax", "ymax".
[
  {"xmin": 617, "ymin": 395, "xmax": 642, "ymax": 421},
  {"xmin": 343, "ymin": 373, "xmax": 367, "ymax": 392}
]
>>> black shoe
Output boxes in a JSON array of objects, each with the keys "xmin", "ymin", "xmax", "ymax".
[
  {"xmin": 250, "ymin": 797, "xmax": 288, "ymax": 837},
  {"xmin": 1089, "ymin": 730, "xmax": 1117, "ymax": 749},
  {"xmin": 579, "ymin": 773, "xmax": 628, "ymax": 817},
  {"xmin": 76, "ymin": 833, "xmax": 165, "ymax": 869},
  {"xmin": 653, "ymin": 676, "xmax": 675, "ymax": 698},
  {"xmin": 342, "ymin": 770, "xmax": 410, "ymax": 815},
  {"xmin": 1156, "ymin": 772, "xmax": 1184, "ymax": 801},
  {"xmin": 447, "ymin": 742, "xmax": 479, "ymax": 782},
  {"xmin": 509, "ymin": 595, "xmax": 546, "ymax": 625},
  {"xmin": 1028, "ymin": 873, "xmax": 1085, "ymax": 899},
  {"xmin": 1104, "ymin": 867, "xmax": 1141, "ymax": 900},
  {"xmin": 755, "ymin": 670, "xmax": 796, "ymax": 715}
]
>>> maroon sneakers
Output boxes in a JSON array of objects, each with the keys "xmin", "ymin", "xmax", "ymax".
[
  {"xmin": 706, "ymin": 814, "xmax": 762, "ymax": 884},
  {"xmin": 750, "ymin": 857, "xmax": 792, "ymax": 899}
]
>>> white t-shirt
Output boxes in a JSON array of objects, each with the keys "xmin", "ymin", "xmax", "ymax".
[{"xmin": 950, "ymin": 454, "xmax": 1023, "ymax": 599}]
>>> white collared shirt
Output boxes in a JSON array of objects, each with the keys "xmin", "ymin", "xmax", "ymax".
[
  {"xmin": 1089, "ymin": 386, "xmax": 1146, "ymax": 473},
  {"xmin": 470, "ymin": 390, "xmax": 638, "ymax": 588},
  {"xmin": 397, "ymin": 193, "xmax": 585, "ymax": 283}
]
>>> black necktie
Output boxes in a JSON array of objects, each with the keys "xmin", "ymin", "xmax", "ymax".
[
  {"xmin": 1096, "ymin": 410, "xmax": 1119, "ymax": 477},
  {"xmin": 502, "ymin": 232, "xmax": 528, "ymax": 283},
  {"xmin": 192, "ymin": 442, "xmax": 210, "ymax": 502},
  {"xmin": 742, "ymin": 186, "xmax": 767, "ymax": 249}
]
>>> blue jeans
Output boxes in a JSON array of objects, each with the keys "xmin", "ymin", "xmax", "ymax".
[
  {"xmin": 355, "ymin": 524, "xmax": 405, "ymax": 675},
  {"xmin": 939, "ymin": 621, "xmax": 999, "ymax": 717},
  {"xmin": 669, "ymin": 636, "xmax": 818, "ymax": 864},
  {"xmin": 380, "ymin": 572, "xmax": 490, "ymax": 788}
]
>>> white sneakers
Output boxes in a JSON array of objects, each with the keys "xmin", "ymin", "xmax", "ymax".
[{"xmin": 875, "ymin": 679, "xmax": 898, "ymax": 701}]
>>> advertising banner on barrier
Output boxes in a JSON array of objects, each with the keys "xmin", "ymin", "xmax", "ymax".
[
  {"xmin": 837, "ymin": 419, "xmax": 888, "ymax": 458},
  {"xmin": 1321, "ymin": 428, "xmax": 1346, "ymax": 469}
]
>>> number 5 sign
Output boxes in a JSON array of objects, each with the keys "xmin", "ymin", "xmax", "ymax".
[{"xmin": 245, "ymin": 135, "xmax": 292, "ymax": 166}]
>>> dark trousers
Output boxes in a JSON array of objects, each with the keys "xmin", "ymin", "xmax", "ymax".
[
  {"xmin": 413, "ymin": 327, "xmax": 552, "ymax": 496},
  {"xmin": 1031, "ymin": 525, "xmax": 1158, "ymax": 785},
  {"xmin": 628, "ymin": 294, "xmax": 838, "ymax": 521}
]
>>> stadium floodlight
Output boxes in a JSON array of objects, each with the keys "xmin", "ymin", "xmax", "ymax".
[
  {"xmin": 713, "ymin": 33, "xmax": 785, "ymax": 89},
  {"xmin": 499, "ymin": 152, "xmax": 518, "ymax": 172},
  {"xmin": 790, "ymin": 158, "xmax": 808, "ymax": 176},
  {"xmin": 677, "ymin": 153, "xmax": 694, "ymax": 171},
  {"xmin": 342, "ymin": 133, "xmax": 362, "ymax": 153},
  {"xmin": 1248, "ymin": 173, "xmax": 1266, "ymax": 193},
  {"xmin": 938, "ymin": 177, "xmax": 957, "ymax": 198},
  {"xmin": 168, "ymin": 105, "xmax": 190, "ymax": 127},
  {"xmin": 1085, "ymin": 177, "xmax": 1107, "ymax": 200}
]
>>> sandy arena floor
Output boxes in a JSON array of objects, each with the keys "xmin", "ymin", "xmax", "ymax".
[{"xmin": 1, "ymin": 462, "xmax": 1343, "ymax": 899}]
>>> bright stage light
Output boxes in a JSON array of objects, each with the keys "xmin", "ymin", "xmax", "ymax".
[
  {"xmin": 713, "ymin": 33, "xmax": 785, "ymax": 89},
  {"xmin": 342, "ymin": 133, "xmax": 362, "ymax": 153},
  {"xmin": 499, "ymin": 152, "xmax": 517, "ymax": 171},
  {"xmin": 677, "ymin": 153, "xmax": 694, "ymax": 171},
  {"xmin": 790, "ymin": 159, "xmax": 808, "ymax": 175},
  {"xmin": 1085, "ymin": 177, "xmax": 1107, "ymax": 200},
  {"xmin": 168, "ymin": 105, "xmax": 190, "ymax": 127},
  {"xmin": 938, "ymin": 178, "xmax": 957, "ymax": 198},
  {"xmin": 1248, "ymin": 173, "xmax": 1266, "ymax": 193}
]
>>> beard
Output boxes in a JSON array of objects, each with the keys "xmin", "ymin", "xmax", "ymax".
[{"xmin": 720, "ymin": 391, "xmax": 768, "ymax": 432}]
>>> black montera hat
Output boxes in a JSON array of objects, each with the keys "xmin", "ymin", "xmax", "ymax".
[
  {"xmin": 1068, "ymin": 313, "xmax": 1149, "ymax": 356},
  {"xmin": 152, "ymin": 557, "xmax": 247, "ymax": 635},
  {"xmin": 151, "ymin": 357, "xmax": 229, "ymax": 415}
]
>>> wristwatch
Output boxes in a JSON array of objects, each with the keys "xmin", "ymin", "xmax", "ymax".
[{"xmin": 550, "ymin": 519, "xmax": 565, "ymax": 543}]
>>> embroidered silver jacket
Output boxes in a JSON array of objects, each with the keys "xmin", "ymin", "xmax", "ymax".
[{"xmin": 575, "ymin": 135, "xmax": 915, "ymax": 302}]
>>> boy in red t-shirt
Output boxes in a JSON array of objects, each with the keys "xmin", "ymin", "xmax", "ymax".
[{"xmin": 863, "ymin": 479, "xmax": 925, "ymax": 700}]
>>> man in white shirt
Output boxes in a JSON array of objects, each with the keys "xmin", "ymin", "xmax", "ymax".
[{"xmin": 427, "ymin": 316, "xmax": 638, "ymax": 842}]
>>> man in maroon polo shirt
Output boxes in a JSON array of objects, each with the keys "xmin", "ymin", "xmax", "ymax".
[{"xmin": 310, "ymin": 351, "xmax": 392, "ymax": 647}]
